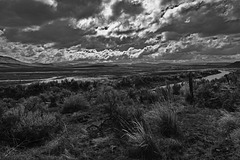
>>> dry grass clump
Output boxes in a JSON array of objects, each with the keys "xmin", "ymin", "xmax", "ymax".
[
  {"xmin": 108, "ymin": 104, "xmax": 144, "ymax": 137},
  {"xmin": 125, "ymin": 121, "xmax": 161, "ymax": 160},
  {"xmin": 124, "ymin": 103, "xmax": 182, "ymax": 159},
  {"xmin": 154, "ymin": 86, "xmax": 173, "ymax": 102},
  {"xmin": 144, "ymin": 103, "xmax": 181, "ymax": 138}
]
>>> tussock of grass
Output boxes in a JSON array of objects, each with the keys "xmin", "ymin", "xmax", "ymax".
[
  {"xmin": 124, "ymin": 103, "xmax": 182, "ymax": 159},
  {"xmin": 144, "ymin": 103, "xmax": 181, "ymax": 138},
  {"xmin": 124, "ymin": 120, "xmax": 160, "ymax": 160},
  {"xmin": 125, "ymin": 119, "xmax": 182, "ymax": 160},
  {"xmin": 154, "ymin": 87, "xmax": 173, "ymax": 102}
]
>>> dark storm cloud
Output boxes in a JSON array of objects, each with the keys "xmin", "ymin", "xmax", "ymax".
[
  {"xmin": 81, "ymin": 36, "xmax": 148, "ymax": 51},
  {"xmin": 3, "ymin": 22, "xmax": 144, "ymax": 50},
  {"xmin": 110, "ymin": 0, "xmax": 144, "ymax": 20},
  {"xmin": 3, "ymin": 19, "xmax": 96, "ymax": 48},
  {"xmin": 56, "ymin": 0, "xmax": 103, "ymax": 19},
  {"xmin": 161, "ymin": 52, "xmax": 195, "ymax": 60},
  {"xmin": 160, "ymin": 0, "xmax": 179, "ymax": 6},
  {"xmin": 0, "ymin": 0, "xmax": 56, "ymax": 27},
  {"xmin": 231, "ymin": 0, "xmax": 240, "ymax": 17},
  {"xmin": 115, "ymin": 28, "xmax": 146, "ymax": 36},
  {"xmin": 0, "ymin": 0, "xmax": 104, "ymax": 47},
  {"xmin": 200, "ymin": 45, "xmax": 240, "ymax": 56},
  {"xmin": 0, "ymin": 0, "xmax": 103, "ymax": 27}
]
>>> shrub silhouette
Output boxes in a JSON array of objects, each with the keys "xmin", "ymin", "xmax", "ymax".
[
  {"xmin": 61, "ymin": 94, "xmax": 89, "ymax": 114},
  {"xmin": 138, "ymin": 88, "xmax": 159, "ymax": 104},
  {"xmin": 172, "ymin": 83, "xmax": 181, "ymax": 95}
]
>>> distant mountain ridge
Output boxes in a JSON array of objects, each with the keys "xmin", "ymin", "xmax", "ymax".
[
  {"xmin": 0, "ymin": 55, "xmax": 26, "ymax": 64},
  {"xmin": 226, "ymin": 61, "xmax": 240, "ymax": 68}
]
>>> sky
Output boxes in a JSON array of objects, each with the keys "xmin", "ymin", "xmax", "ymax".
[{"xmin": 0, "ymin": 0, "xmax": 240, "ymax": 63}]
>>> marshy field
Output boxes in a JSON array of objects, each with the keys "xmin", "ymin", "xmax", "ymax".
[{"xmin": 0, "ymin": 62, "xmax": 240, "ymax": 160}]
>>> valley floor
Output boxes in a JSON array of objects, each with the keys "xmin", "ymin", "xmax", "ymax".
[{"xmin": 0, "ymin": 69, "xmax": 240, "ymax": 160}]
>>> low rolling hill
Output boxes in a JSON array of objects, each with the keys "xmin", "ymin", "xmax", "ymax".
[{"xmin": 226, "ymin": 61, "xmax": 240, "ymax": 68}]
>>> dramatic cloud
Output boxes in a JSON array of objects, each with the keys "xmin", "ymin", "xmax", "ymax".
[
  {"xmin": 1, "ymin": 0, "xmax": 240, "ymax": 63},
  {"xmin": 3, "ymin": 19, "xmax": 96, "ymax": 48},
  {"xmin": 0, "ymin": 0, "xmax": 104, "ymax": 27},
  {"xmin": 110, "ymin": 0, "xmax": 144, "ymax": 20}
]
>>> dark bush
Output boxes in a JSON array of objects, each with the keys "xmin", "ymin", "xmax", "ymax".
[
  {"xmin": 61, "ymin": 94, "xmax": 89, "ymax": 114},
  {"xmin": 172, "ymin": 83, "xmax": 181, "ymax": 95},
  {"xmin": 195, "ymin": 81, "xmax": 240, "ymax": 111},
  {"xmin": 138, "ymin": 88, "xmax": 159, "ymax": 104}
]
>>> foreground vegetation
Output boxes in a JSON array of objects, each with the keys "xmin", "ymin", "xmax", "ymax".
[{"xmin": 0, "ymin": 69, "xmax": 239, "ymax": 160}]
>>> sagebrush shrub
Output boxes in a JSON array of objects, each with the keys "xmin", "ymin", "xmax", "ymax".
[
  {"xmin": 0, "ymin": 105, "xmax": 62, "ymax": 147},
  {"xmin": 195, "ymin": 82, "xmax": 220, "ymax": 108},
  {"xmin": 194, "ymin": 81, "xmax": 240, "ymax": 110},
  {"xmin": 96, "ymin": 86, "xmax": 133, "ymax": 115},
  {"xmin": 1, "ymin": 98, "xmax": 17, "ymax": 109},
  {"xmin": 230, "ymin": 128, "xmax": 240, "ymax": 147},
  {"xmin": 218, "ymin": 112, "xmax": 240, "ymax": 148},
  {"xmin": 138, "ymin": 88, "xmax": 159, "ymax": 104},
  {"xmin": 61, "ymin": 94, "xmax": 89, "ymax": 114},
  {"xmin": 96, "ymin": 86, "xmax": 123, "ymax": 105},
  {"xmin": 221, "ymin": 90, "xmax": 240, "ymax": 112},
  {"xmin": 218, "ymin": 112, "xmax": 240, "ymax": 135},
  {"xmin": 23, "ymin": 96, "xmax": 46, "ymax": 112}
]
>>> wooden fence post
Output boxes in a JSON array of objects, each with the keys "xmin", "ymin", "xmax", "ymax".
[{"xmin": 189, "ymin": 72, "xmax": 194, "ymax": 104}]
